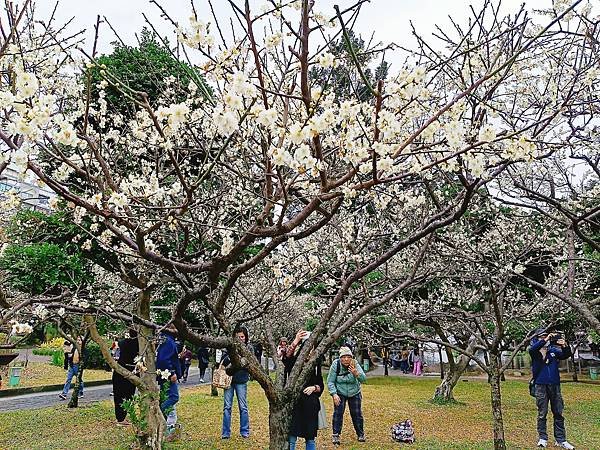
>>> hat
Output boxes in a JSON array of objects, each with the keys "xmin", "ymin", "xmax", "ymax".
[{"xmin": 339, "ymin": 346, "xmax": 353, "ymax": 357}]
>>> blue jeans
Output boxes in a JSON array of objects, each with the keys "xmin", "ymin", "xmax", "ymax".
[
  {"xmin": 289, "ymin": 435, "xmax": 316, "ymax": 450},
  {"xmin": 222, "ymin": 382, "xmax": 249, "ymax": 438},
  {"xmin": 62, "ymin": 364, "xmax": 83, "ymax": 395},
  {"xmin": 160, "ymin": 380, "xmax": 179, "ymax": 413},
  {"xmin": 160, "ymin": 380, "xmax": 179, "ymax": 429}
]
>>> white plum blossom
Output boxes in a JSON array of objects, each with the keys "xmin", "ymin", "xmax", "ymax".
[
  {"xmin": 317, "ymin": 52, "xmax": 336, "ymax": 68},
  {"xmin": 15, "ymin": 71, "xmax": 39, "ymax": 98},
  {"xmin": 213, "ymin": 110, "xmax": 238, "ymax": 135},
  {"xmin": 11, "ymin": 322, "xmax": 33, "ymax": 335}
]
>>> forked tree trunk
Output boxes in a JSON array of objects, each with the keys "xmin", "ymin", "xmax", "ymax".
[
  {"xmin": 268, "ymin": 398, "xmax": 294, "ymax": 450},
  {"xmin": 489, "ymin": 356, "xmax": 506, "ymax": 450},
  {"xmin": 433, "ymin": 352, "xmax": 471, "ymax": 402},
  {"xmin": 433, "ymin": 339, "xmax": 475, "ymax": 402}
]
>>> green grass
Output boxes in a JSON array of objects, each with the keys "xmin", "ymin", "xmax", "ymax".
[
  {"xmin": 0, "ymin": 377, "xmax": 598, "ymax": 449},
  {"xmin": 0, "ymin": 361, "xmax": 111, "ymax": 389}
]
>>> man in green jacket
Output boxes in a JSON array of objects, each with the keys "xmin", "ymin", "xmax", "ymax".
[{"xmin": 327, "ymin": 346, "xmax": 367, "ymax": 446}]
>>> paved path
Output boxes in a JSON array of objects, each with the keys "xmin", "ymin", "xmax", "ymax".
[
  {"xmin": 15, "ymin": 348, "xmax": 51, "ymax": 363},
  {"xmin": 0, "ymin": 366, "xmax": 212, "ymax": 412}
]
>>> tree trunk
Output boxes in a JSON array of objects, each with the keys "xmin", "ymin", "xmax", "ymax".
[
  {"xmin": 571, "ymin": 351, "xmax": 578, "ymax": 382},
  {"xmin": 489, "ymin": 357, "xmax": 506, "ymax": 450},
  {"xmin": 68, "ymin": 364, "xmax": 83, "ymax": 408},
  {"xmin": 268, "ymin": 399, "xmax": 294, "ymax": 450},
  {"xmin": 137, "ymin": 288, "xmax": 166, "ymax": 449},
  {"xmin": 433, "ymin": 352, "xmax": 470, "ymax": 402},
  {"xmin": 68, "ymin": 336, "xmax": 88, "ymax": 408}
]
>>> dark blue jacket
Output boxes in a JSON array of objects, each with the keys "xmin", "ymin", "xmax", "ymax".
[
  {"xmin": 221, "ymin": 349, "xmax": 250, "ymax": 385},
  {"xmin": 529, "ymin": 337, "xmax": 572, "ymax": 385},
  {"xmin": 156, "ymin": 333, "xmax": 182, "ymax": 379}
]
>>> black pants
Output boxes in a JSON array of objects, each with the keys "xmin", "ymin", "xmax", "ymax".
[
  {"xmin": 535, "ymin": 383, "xmax": 566, "ymax": 442},
  {"xmin": 113, "ymin": 372, "xmax": 136, "ymax": 422},
  {"xmin": 199, "ymin": 364, "xmax": 207, "ymax": 379}
]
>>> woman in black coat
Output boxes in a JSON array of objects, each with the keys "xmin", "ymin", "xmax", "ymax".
[{"xmin": 286, "ymin": 330, "xmax": 324, "ymax": 450}]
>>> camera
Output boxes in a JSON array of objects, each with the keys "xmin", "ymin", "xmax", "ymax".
[{"xmin": 549, "ymin": 332, "xmax": 563, "ymax": 344}]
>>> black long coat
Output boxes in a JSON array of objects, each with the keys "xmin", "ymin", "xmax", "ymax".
[{"xmin": 289, "ymin": 364, "xmax": 324, "ymax": 440}]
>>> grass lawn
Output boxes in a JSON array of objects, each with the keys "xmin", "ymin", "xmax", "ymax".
[
  {"xmin": 0, "ymin": 376, "xmax": 598, "ymax": 449},
  {"xmin": 1, "ymin": 361, "xmax": 111, "ymax": 389}
]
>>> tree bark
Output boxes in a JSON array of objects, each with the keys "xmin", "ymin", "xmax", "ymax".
[
  {"xmin": 489, "ymin": 357, "xmax": 506, "ymax": 450},
  {"xmin": 433, "ymin": 352, "xmax": 471, "ymax": 402},
  {"xmin": 68, "ymin": 333, "xmax": 89, "ymax": 408},
  {"xmin": 268, "ymin": 398, "xmax": 294, "ymax": 450},
  {"xmin": 68, "ymin": 364, "xmax": 83, "ymax": 408},
  {"xmin": 137, "ymin": 287, "xmax": 166, "ymax": 449},
  {"xmin": 433, "ymin": 338, "xmax": 476, "ymax": 402}
]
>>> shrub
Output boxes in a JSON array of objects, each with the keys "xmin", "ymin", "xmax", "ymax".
[
  {"xmin": 84, "ymin": 341, "xmax": 108, "ymax": 370},
  {"xmin": 42, "ymin": 337, "xmax": 62, "ymax": 349},
  {"xmin": 32, "ymin": 348, "xmax": 58, "ymax": 356},
  {"xmin": 51, "ymin": 350, "xmax": 64, "ymax": 367},
  {"xmin": 40, "ymin": 337, "xmax": 65, "ymax": 349}
]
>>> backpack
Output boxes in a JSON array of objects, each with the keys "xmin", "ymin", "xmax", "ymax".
[{"xmin": 391, "ymin": 419, "xmax": 415, "ymax": 444}]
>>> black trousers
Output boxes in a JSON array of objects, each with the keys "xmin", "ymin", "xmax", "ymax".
[
  {"xmin": 199, "ymin": 364, "xmax": 208, "ymax": 379},
  {"xmin": 113, "ymin": 372, "xmax": 136, "ymax": 422}
]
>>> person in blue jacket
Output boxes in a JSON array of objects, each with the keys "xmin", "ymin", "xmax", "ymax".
[
  {"xmin": 528, "ymin": 329, "xmax": 574, "ymax": 450},
  {"xmin": 220, "ymin": 326, "xmax": 252, "ymax": 439},
  {"xmin": 156, "ymin": 325, "xmax": 182, "ymax": 439}
]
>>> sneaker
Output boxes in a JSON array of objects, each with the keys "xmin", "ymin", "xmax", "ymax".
[
  {"xmin": 78, "ymin": 393, "xmax": 84, "ymax": 398},
  {"xmin": 332, "ymin": 434, "xmax": 340, "ymax": 445},
  {"xmin": 358, "ymin": 435, "xmax": 366, "ymax": 442},
  {"xmin": 555, "ymin": 442, "xmax": 575, "ymax": 450},
  {"xmin": 116, "ymin": 420, "xmax": 131, "ymax": 427},
  {"xmin": 58, "ymin": 393, "xmax": 67, "ymax": 400},
  {"xmin": 165, "ymin": 426, "xmax": 181, "ymax": 442},
  {"xmin": 538, "ymin": 439, "xmax": 548, "ymax": 448},
  {"xmin": 199, "ymin": 378, "xmax": 204, "ymax": 383}
]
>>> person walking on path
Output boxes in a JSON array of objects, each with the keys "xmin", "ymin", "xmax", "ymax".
[
  {"xmin": 179, "ymin": 345, "xmax": 193, "ymax": 383},
  {"xmin": 59, "ymin": 337, "xmax": 84, "ymax": 400},
  {"xmin": 197, "ymin": 346, "xmax": 209, "ymax": 383},
  {"xmin": 411, "ymin": 347, "xmax": 422, "ymax": 376},
  {"xmin": 221, "ymin": 326, "xmax": 252, "ymax": 439},
  {"xmin": 327, "ymin": 346, "xmax": 367, "ymax": 446},
  {"xmin": 112, "ymin": 329, "xmax": 139, "ymax": 425},
  {"xmin": 156, "ymin": 326, "xmax": 182, "ymax": 440},
  {"xmin": 529, "ymin": 329, "xmax": 575, "ymax": 450},
  {"xmin": 285, "ymin": 329, "xmax": 324, "ymax": 450}
]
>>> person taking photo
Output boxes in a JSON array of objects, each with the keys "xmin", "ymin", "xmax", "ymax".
[{"xmin": 529, "ymin": 329, "xmax": 575, "ymax": 450}]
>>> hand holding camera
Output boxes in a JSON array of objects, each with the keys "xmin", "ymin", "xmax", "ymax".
[
  {"xmin": 293, "ymin": 329, "xmax": 309, "ymax": 346},
  {"xmin": 545, "ymin": 332, "xmax": 566, "ymax": 347}
]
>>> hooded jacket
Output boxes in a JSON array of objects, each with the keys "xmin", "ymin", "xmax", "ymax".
[
  {"xmin": 529, "ymin": 337, "xmax": 572, "ymax": 385},
  {"xmin": 156, "ymin": 332, "xmax": 182, "ymax": 379}
]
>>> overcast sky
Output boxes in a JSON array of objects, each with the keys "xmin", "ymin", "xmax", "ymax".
[{"xmin": 34, "ymin": 0, "xmax": 557, "ymax": 67}]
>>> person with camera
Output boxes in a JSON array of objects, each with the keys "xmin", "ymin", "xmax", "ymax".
[
  {"xmin": 327, "ymin": 346, "xmax": 367, "ymax": 446},
  {"xmin": 284, "ymin": 329, "xmax": 324, "ymax": 450},
  {"xmin": 529, "ymin": 329, "xmax": 575, "ymax": 449}
]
